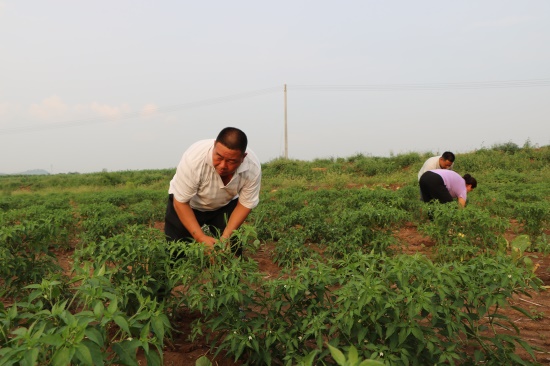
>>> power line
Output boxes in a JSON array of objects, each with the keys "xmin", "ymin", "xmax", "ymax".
[
  {"xmin": 1, "ymin": 78, "xmax": 549, "ymax": 135},
  {"xmin": 289, "ymin": 78, "xmax": 550, "ymax": 91}
]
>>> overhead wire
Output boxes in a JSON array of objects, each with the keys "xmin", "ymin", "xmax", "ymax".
[
  {"xmin": 289, "ymin": 78, "xmax": 550, "ymax": 91},
  {"xmin": 1, "ymin": 79, "xmax": 549, "ymax": 135}
]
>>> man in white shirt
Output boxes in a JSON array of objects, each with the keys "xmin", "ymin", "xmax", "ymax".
[
  {"xmin": 417, "ymin": 151, "xmax": 455, "ymax": 201},
  {"xmin": 417, "ymin": 151, "xmax": 455, "ymax": 181},
  {"xmin": 164, "ymin": 127, "xmax": 262, "ymax": 256}
]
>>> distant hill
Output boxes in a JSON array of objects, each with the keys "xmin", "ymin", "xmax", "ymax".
[{"xmin": 0, "ymin": 169, "xmax": 50, "ymax": 176}]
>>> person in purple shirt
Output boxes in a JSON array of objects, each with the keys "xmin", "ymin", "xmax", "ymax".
[{"xmin": 419, "ymin": 169, "xmax": 477, "ymax": 208}]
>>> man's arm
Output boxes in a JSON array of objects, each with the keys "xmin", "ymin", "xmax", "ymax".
[
  {"xmin": 173, "ymin": 199, "xmax": 217, "ymax": 247},
  {"xmin": 457, "ymin": 197, "xmax": 467, "ymax": 208},
  {"xmin": 221, "ymin": 201, "xmax": 252, "ymax": 240}
]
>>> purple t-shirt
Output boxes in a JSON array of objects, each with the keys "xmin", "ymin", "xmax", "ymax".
[{"xmin": 430, "ymin": 169, "xmax": 467, "ymax": 200}]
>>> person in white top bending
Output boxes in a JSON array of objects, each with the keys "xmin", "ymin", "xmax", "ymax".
[
  {"xmin": 417, "ymin": 151, "xmax": 455, "ymax": 181},
  {"xmin": 164, "ymin": 127, "xmax": 262, "ymax": 256}
]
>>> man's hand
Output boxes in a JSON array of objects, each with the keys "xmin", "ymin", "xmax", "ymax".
[
  {"xmin": 219, "ymin": 236, "xmax": 231, "ymax": 251},
  {"xmin": 198, "ymin": 235, "xmax": 217, "ymax": 252},
  {"xmin": 200, "ymin": 236, "xmax": 229, "ymax": 265}
]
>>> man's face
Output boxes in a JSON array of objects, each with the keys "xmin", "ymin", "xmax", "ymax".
[
  {"xmin": 212, "ymin": 142, "xmax": 246, "ymax": 177},
  {"xmin": 439, "ymin": 158, "xmax": 453, "ymax": 169}
]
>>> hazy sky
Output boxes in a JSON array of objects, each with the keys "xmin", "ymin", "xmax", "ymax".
[{"xmin": 1, "ymin": 1, "xmax": 549, "ymax": 174}]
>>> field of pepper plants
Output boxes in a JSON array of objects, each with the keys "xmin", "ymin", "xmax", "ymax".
[{"xmin": 1, "ymin": 142, "xmax": 549, "ymax": 366}]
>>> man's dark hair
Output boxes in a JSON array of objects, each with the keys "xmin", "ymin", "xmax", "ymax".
[
  {"xmin": 463, "ymin": 174, "xmax": 477, "ymax": 189},
  {"xmin": 216, "ymin": 127, "xmax": 248, "ymax": 154},
  {"xmin": 441, "ymin": 151, "xmax": 455, "ymax": 162}
]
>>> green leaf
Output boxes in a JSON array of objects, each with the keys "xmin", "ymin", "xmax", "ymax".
[
  {"xmin": 113, "ymin": 315, "xmax": 130, "ymax": 334},
  {"xmin": 93, "ymin": 301, "xmax": 104, "ymax": 318},
  {"xmin": 511, "ymin": 235, "xmax": 531, "ymax": 253},
  {"xmin": 195, "ymin": 355, "xmax": 213, "ymax": 366},
  {"xmin": 112, "ymin": 339, "xmax": 140, "ymax": 366},
  {"xmin": 327, "ymin": 344, "xmax": 346, "ymax": 365},
  {"xmin": 97, "ymin": 264, "xmax": 106, "ymax": 277},
  {"xmin": 398, "ymin": 328, "xmax": 408, "ymax": 345},
  {"xmin": 300, "ymin": 350, "xmax": 320, "ymax": 366},
  {"xmin": 51, "ymin": 347, "xmax": 73, "ymax": 366},
  {"xmin": 151, "ymin": 315, "xmax": 165, "ymax": 341},
  {"xmin": 84, "ymin": 327, "xmax": 104, "ymax": 346},
  {"xmin": 40, "ymin": 334, "xmax": 64, "ymax": 347},
  {"xmin": 107, "ymin": 298, "xmax": 118, "ymax": 314},
  {"xmin": 385, "ymin": 322, "xmax": 396, "ymax": 338},
  {"xmin": 11, "ymin": 327, "xmax": 29, "ymax": 336},
  {"xmin": 146, "ymin": 349, "xmax": 162, "ymax": 366},
  {"xmin": 22, "ymin": 348, "xmax": 39, "ymax": 366},
  {"xmin": 359, "ymin": 360, "xmax": 385, "ymax": 366},
  {"xmin": 81, "ymin": 339, "xmax": 105, "ymax": 366},
  {"xmin": 522, "ymin": 256, "xmax": 534, "ymax": 271},
  {"xmin": 7, "ymin": 303, "xmax": 17, "ymax": 318},
  {"xmin": 235, "ymin": 341, "xmax": 246, "ymax": 361},
  {"xmin": 411, "ymin": 326, "xmax": 424, "ymax": 340},
  {"xmin": 75, "ymin": 343, "xmax": 94, "ymax": 366},
  {"xmin": 348, "ymin": 345, "xmax": 359, "ymax": 364}
]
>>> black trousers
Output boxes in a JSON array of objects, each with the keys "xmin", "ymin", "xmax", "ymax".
[
  {"xmin": 164, "ymin": 194, "xmax": 241, "ymax": 255},
  {"xmin": 419, "ymin": 171, "xmax": 453, "ymax": 204}
]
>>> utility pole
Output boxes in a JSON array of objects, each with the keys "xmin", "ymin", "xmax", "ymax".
[{"xmin": 284, "ymin": 83, "xmax": 288, "ymax": 159}]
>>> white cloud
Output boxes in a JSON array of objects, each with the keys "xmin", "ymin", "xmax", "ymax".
[
  {"xmin": 23, "ymin": 96, "xmax": 138, "ymax": 129},
  {"xmin": 89, "ymin": 102, "xmax": 131, "ymax": 120},
  {"xmin": 29, "ymin": 95, "xmax": 69, "ymax": 120},
  {"xmin": 141, "ymin": 103, "xmax": 158, "ymax": 117}
]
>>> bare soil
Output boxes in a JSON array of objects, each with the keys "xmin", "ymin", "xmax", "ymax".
[{"xmin": 53, "ymin": 223, "xmax": 550, "ymax": 365}]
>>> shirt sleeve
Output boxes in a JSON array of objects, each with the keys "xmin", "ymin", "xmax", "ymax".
[
  {"xmin": 418, "ymin": 157, "xmax": 438, "ymax": 180},
  {"xmin": 237, "ymin": 168, "xmax": 262, "ymax": 209},
  {"xmin": 451, "ymin": 174, "xmax": 467, "ymax": 200},
  {"xmin": 455, "ymin": 187, "xmax": 467, "ymax": 201},
  {"xmin": 170, "ymin": 151, "xmax": 202, "ymax": 203}
]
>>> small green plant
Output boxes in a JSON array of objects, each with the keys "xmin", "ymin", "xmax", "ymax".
[
  {"xmin": 0, "ymin": 221, "xmax": 64, "ymax": 296},
  {"xmin": 0, "ymin": 265, "xmax": 169, "ymax": 366},
  {"xmin": 74, "ymin": 225, "xmax": 169, "ymax": 314},
  {"xmin": 514, "ymin": 201, "xmax": 550, "ymax": 245},
  {"xmin": 529, "ymin": 307, "xmax": 545, "ymax": 320},
  {"xmin": 510, "ymin": 235, "xmax": 537, "ymax": 272},
  {"xmin": 419, "ymin": 203, "xmax": 509, "ymax": 259},
  {"xmin": 273, "ymin": 227, "xmax": 319, "ymax": 268}
]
